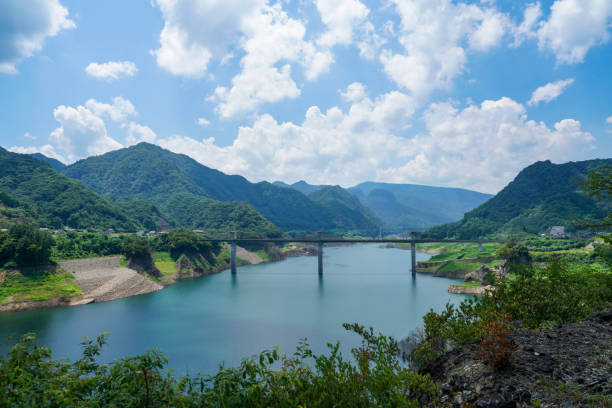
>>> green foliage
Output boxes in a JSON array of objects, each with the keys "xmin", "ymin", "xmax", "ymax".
[
  {"xmin": 411, "ymin": 261, "xmax": 612, "ymax": 363},
  {"xmin": 121, "ymin": 236, "xmax": 150, "ymax": 259},
  {"xmin": 426, "ymin": 159, "xmax": 612, "ymax": 239},
  {"xmin": 51, "ymin": 232, "xmax": 123, "ymax": 260},
  {"xmin": 496, "ymin": 238, "xmax": 532, "ymax": 266},
  {"xmin": 0, "ymin": 270, "xmax": 82, "ymax": 304},
  {"xmin": 1, "ymin": 224, "xmax": 53, "ymax": 267},
  {"xmin": 0, "ymin": 325, "xmax": 439, "ymax": 407},
  {"xmin": 0, "ymin": 149, "xmax": 139, "ymax": 231},
  {"xmin": 115, "ymin": 200, "xmax": 169, "ymax": 231}
]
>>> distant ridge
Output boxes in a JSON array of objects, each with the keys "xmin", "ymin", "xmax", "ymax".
[
  {"xmin": 28, "ymin": 153, "xmax": 66, "ymax": 172},
  {"xmin": 273, "ymin": 180, "xmax": 491, "ymax": 232},
  {"xmin": 425, "ymin": 159, "xmax": 612, "ymax": 239}
]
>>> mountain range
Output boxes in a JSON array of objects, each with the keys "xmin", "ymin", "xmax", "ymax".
[
  {"xmin": 425, "ymin": 159, "xmax": 612, "ymax": 238},
  {"xmin": 2, "ymin": 142, "xmax": 606, "ymax": 239},
  {"xmin": 273, "ymin": 180, "xmax": 492, "ymax": 232}
]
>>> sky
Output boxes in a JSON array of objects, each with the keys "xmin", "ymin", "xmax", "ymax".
[{"xmin": 1, "ymin": 0, "xmax": 611, "ymax": 194}]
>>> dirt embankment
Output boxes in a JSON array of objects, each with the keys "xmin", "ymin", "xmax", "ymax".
[
  {"xmin": 59, "ymin": 256, "xmax": 162, "ymax": 303},
  {"xmin": 420, "ymin": 309, "xmax": 612, "ymax": 407}
]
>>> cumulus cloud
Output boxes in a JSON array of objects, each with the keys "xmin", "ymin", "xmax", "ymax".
[
  {"xmin": 85, "ymin": 61, "xmax": 138, "ymax": 81},
  {"xmin": 124, "ymin": 122, "xmax": 157, "ymax": 144},
  {"xmin": 380, "ymin": 0, "xmax": 509, "ymax": 99},
  {"xmin": 341, "ymin": 82, "xmax": 367, "ymax": 102},
  {"xmin": 84, "ymin": 97, "xmax": 137, "ymax": 122},
  {"xmin": 196, "ymin": 117, "xmax": 211, "ymax": 127},
  {"xmin": 0, "ymin": 0, "xmax": 75, "ymax": 73},
  {"xmin": 151, "ymin": 0, "xmax": 263, "ymax": 77},
  {"xmin": 607, "ymin": 116, "xmax": 612, "ymax": 124},
  {"xmin": 528, "ymin": 78, "xmax": 574, "ymax": 106},
  {"xmin": 159, "ymin": 90, "xmax": 593, "ymax": 193},
  {"xmin": 8, "ymin": 144, "xmax": 67, "ymax": 164},
  {"xmin": 209, "ymin": 3, "xmax": 333, "ymax": 118},
  {"xmin": 536, "ymin": 0, "xmax": 612, "ymax": 64},
  {"xmin": 49, "ymin": 104, "xmax": 123, "ymax": 162}
]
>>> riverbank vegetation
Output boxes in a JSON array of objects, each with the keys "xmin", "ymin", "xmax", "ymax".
[{"xmin": 0, "ymin": 324, "xmax": 439, "ymax": 407}]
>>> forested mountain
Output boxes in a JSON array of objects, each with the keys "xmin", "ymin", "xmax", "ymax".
[
  {"xmin": 28, "ymin": 153, "xmax": 66, "ymax": 171},
  {"xmin": 425, "ymin": 159, "xmax": 612, "ymax": 239},
  {"xmin": 273, "ymin": 179, "xmax": 492, "ymax": 233},
  {"xmin": 308, "ymin": 186, "xmax": 380, "ymax": 235},
  {"xmin": 273, "ymin": 180, "xmax": 327, "ymax": 195},
  {"xmin": 61, "ymin": 143, "xmax": 376, "ymax": 235},
  {"xmin": 0, "ymin": 148, "xmax": 138, "ymax": 231}
]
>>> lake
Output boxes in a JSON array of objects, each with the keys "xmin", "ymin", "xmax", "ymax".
[{"xmin": 0, "ymin": 244, "xmax": 467, "ymax": 375}]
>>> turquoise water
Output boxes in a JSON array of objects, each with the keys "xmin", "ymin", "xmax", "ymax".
[{"xmin": 0, "ymin": 244, "xmax": 467, "ymax": 374}]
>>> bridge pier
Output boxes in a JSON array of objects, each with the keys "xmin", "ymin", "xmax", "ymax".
[
  {"xmin": 478, "ymin": 242, "xmax": 483, "ymax": 252},
  {"xmin": 230, "ymin": 231, "xmax": 237, "ymax": 274},
  {"xmin": 317, "ymin": 231, "xmax": 323, "ymax": 275},
  {"xmin": 411, "ymin": 240, "xmax": 416, "ymax": 275}
]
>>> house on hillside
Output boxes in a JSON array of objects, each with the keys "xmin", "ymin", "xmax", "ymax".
[{"xmin": 549, "ymin": 226, "xmax": 566, "ymax": 237}]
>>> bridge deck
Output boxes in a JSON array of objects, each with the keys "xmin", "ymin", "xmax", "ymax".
[{"xmin": 201, "ymin": 238, "xmax": 503, "ymax": 244}]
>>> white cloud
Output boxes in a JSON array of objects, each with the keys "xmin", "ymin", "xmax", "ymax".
[
  {"xmin": 196, "ymin": 117, "xmax": 211, "ymax": 127},
  {"xmin": 314, "ymin": 0, "xmax": 383, "ymax": 59},
  {"xmin": 8, "ymin": 144, "xmax": 67, "ymax": 164},
  {"xmin": 380, "ymin": 0, "xmax": 509, "ymax": 99},
  {"xmin": 607, "ymin": 116, "xmax": 612, "ymax": 124},
  {"xmin": 512, "ymin": 2, "xmax": 542, "ymax": 47},
  {"xmin": 159, "ymin": 93, "xmax": 592, "ymax": 193},
  {"xmin": 341, "ymin": 82, "xmax": 367, "ymax": 102},
  {"xmin": 527, "ymin": 78, "xmax": 574, "ymax": 106},
  {"xmin": 49, "ymin": 104, "xmax": 123, "ymax": 162},
  {"xmin": 85, "ymin": 61, "xmax": 138, "ymax": 81},
  {"xmin": 210, "ymin": 3, "xmax": 333, "ymax": 118},
  {"xmin": 23, "ymin": 132, "xmax": 36, "ymax": 140},
  {"xmin": 124, "ymin": 122, "xmax": 157, "ymax": 144},
  {"xmin": 0, "ymin": 0, "xmax": 75, "ymax": 73},
  {"xmin": 537, "ymin": 0, "xmax": 612, "ymax": 64},
  {"xmin": 151, "ymin": 0, "xmax": 264, "ymax": 77},
  {"xmin": 84, "ymin": 97, "xmax": 137, "ymax": 122}
]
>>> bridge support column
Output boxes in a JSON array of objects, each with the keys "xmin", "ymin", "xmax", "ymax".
[
  {"xmin": 317, "ymin": 231, "xmax": 323, "ymax": 275},
  {"xmin": 478, "ymin": 242, "xmax": 483, "ymax": 252},
  {"xmin": 231, "ymin": 231, "xmax": 237, "ymax": 274},
  {"xmin": 411, "ymin": 240, "xmax": 416, "ymax": 275}
]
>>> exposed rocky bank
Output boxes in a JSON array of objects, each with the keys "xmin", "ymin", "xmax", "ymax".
[{"xmin": 420, "ymin": 309, "xmax": 612, "ymax": 407}]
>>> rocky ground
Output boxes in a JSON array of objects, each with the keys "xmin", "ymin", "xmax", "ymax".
[
  {"xmin": 59, "ymin": 256, "xmax": 162, "ymax": 303},
  {"xmin": 420, "ymin": 309, "xmax": 612, "ymax": 407}
]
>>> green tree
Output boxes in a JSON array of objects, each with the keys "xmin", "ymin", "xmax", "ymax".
[
  {"xmin": 496, "ymin": 238, "xmax": 532, "ymax": 266},
  {"xmin": 3, "ymin": 224, "xmax": 54, "ymax": 266}
]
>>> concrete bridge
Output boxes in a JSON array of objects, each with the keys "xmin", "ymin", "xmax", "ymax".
[{"xmin": 202, "ymin": 232, "xmax": 504, "ymax": 275}]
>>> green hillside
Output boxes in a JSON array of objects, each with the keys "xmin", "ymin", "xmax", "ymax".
[
  {"xmin": 0, "ymin": 149, "xmax": 138, "ymax": 231},
  {"xmin": 62, "ymin": 143, "xmax": 376, "ymax": 234},
  {"xmin": 308, "ymin": 186, "xmax": 380, "ymax": 235},
  {"xmin": 425, "ymin": 159, "xmax": 612, "ymax": 239},
  {"xmin": 28, "ymin": 153, "xmax": 66, "ymax": 171}
]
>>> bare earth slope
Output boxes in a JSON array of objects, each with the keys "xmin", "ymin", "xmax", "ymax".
[{"xmin": 59, "ymin": 256, "xmax": 162, "ymax": 303}]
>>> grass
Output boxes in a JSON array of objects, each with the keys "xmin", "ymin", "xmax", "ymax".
[
  {"xmin": 437, "ymin": 261, "xmax": 482, "ymax": 276},
  {"xmin": 427, "ymin": 243, "xmax": 500, "ymax": 261},
  {"xmin": 459, "ymin": 281, "xmax": 482, "ymax": 288},
  {"xmin": 255, "ymin": 250, "xmax": 269, "ymax": 260},
  {"xmin": 0, "ymin": 268, "xmax": 83, "ymax": 304}
]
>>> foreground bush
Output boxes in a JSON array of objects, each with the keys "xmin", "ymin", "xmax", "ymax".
[
  {"xmin": 0, "ymin": 324, "xmax": 438, "ymax": 407},
  {"xmin": 411, "ymin": 261, "xmax": 612, "ymax": 363}
]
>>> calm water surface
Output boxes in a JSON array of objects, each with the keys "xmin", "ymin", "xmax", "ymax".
[{"xmin": 0, "ymin": 244, "xmax": 467, "ymax": 374}]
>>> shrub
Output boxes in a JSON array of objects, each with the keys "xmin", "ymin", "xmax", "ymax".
[
  {"xmin": 473, "ymin": 311, "xmax": 516, "ymax": 369},
  {"xmin": 0, "ymin": 325, "xmax": 440, "ymax": 407}
]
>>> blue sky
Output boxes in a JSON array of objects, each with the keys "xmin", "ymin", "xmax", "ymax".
[{"xmin": 1, "ymin": 0, "xmax": 611, "ymax": 193}]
